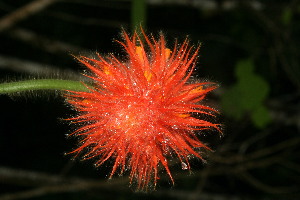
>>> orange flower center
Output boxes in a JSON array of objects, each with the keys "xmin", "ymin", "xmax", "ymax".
[{"xmin": 108, "ymin": 98, "xmax": 158, "ymax": 135}]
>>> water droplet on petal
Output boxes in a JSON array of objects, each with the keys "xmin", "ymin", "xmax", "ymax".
[{"xmin": 181, "ymin": 162, "xmax": 188, "ymax": 170}]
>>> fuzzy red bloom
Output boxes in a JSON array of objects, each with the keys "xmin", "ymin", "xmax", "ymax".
[{"xmin": 66, "ymin": 29, "xmax": 219, "ymax": 190}]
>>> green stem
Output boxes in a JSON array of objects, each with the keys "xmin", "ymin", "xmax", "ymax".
[
  {"xmin": 131, "ymin": 0, "xmax": 146, "ymax": 31},
  {"xmin": 0, "ymin": 79, "xmax": 89, "ymax": 94}
]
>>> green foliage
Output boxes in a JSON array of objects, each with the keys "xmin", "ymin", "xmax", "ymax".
[
  {"xmin": 281, "ymin": 7, "xmax": 293, "ymax": 25},
  {"xmin": 221, "ymin": 59, "xmax": 271, "ymax": 128},
  {"xmin": 131, "ymin": 0, "xmax": 146, "ymax": 31}
]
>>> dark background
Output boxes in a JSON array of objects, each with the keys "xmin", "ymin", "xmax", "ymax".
[{"xmin": 0, "ymin": 0, "xmax": 299, "ymax": 199}]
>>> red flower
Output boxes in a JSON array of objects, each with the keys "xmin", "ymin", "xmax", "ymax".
[{"xmin": 65, "ymin": 29, "xmax": 220, "ymax": 190}]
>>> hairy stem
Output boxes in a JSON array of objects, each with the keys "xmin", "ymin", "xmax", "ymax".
[{"xmin": 0, "ymin": 79, "xmax": 89, "ymax": 94}]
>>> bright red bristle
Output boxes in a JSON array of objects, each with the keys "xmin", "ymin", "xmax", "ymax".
[{"xmin": 65, "ymin": 29, "xmax": 220, "ymax": 190}]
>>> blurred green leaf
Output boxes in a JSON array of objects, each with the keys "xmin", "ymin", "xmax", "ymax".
[
  {"xmin": 221, "ymin": 86, "xmax": 243, "ymax": 120},
  {"xmin": 238, "ymin": 76, "xmax": 269, "ymax": 111},
  {"xmin": 221, "ymin": 59, "xmax": 271, "ymax": 128},
  {"xmin": 251, "ymin": 105, "xmax": 271, "ymax": 128},
  {"xmin": 281, "ymin": 7, "xmax": 293, "ymax": 25},
  {"xmin": 235, "ymin": 59, "xmax": 254, "ymax": 78}
]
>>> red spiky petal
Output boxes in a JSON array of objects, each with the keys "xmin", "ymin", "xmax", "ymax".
[{"xmin": 65, "ymin": 29, "xmax": 220, "ymax": 190}]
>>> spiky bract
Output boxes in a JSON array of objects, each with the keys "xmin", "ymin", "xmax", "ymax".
[{"xmin": 66, "ymin": 29, "xmax": 219, "ymax": 190}]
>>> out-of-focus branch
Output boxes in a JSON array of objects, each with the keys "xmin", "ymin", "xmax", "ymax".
[
  {"xmin": 8, "ymin": 28, "xmax": 87, "ymax": 54},
  {"xmin": 0, "ymin": 0, "xmax": 58, "ymax": 32},
  {"xmin": 48, "ymin": 11, "xmax": 128, "ymax": 28},
  {"xmin": 238, "ymin": 171, "xmax": 298, "ymax": 194},
  {"xmin": 0, "ymin": 184, "xmax": 96, "ymax": 200},
  {"xmin": 192, "ymin": 134, "xmax": 300, "ymax": 195},
  {"xmin": 0, "ymin": 54, "xmax": 60, "ymax": 74},
  {"xmin": 248, "ymin": 2, "xmax": 300, "ymax": 88},
  {"xmin": 0, "ymin": 166, "xmax": 127, "ymax": 200},
  {"xmin": 155, "ymin": 189, "xmax": 261, "ymax": 200},
  {"xmin": 0, "ymin": 55, "xmax": 86, "ymax": 81},
  {"xmin": 0, "ymin": 166, "xmax": 72, "ymax": 186},
  {"xmin": 147, "ymin": 0, "xmax": 264, "ymax": 11},
  {"xmin": 246, "ymin": 137, "xmax": 300, "ymax": 160},
  {"xmin": 211, "ymin": 136, "xmax": 300, "ymax": 164}
]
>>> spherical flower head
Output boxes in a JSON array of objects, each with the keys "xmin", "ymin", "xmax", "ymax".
[{"xmin": 65, "ymin": 29, "xmax": 220, "ymax": 190}]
